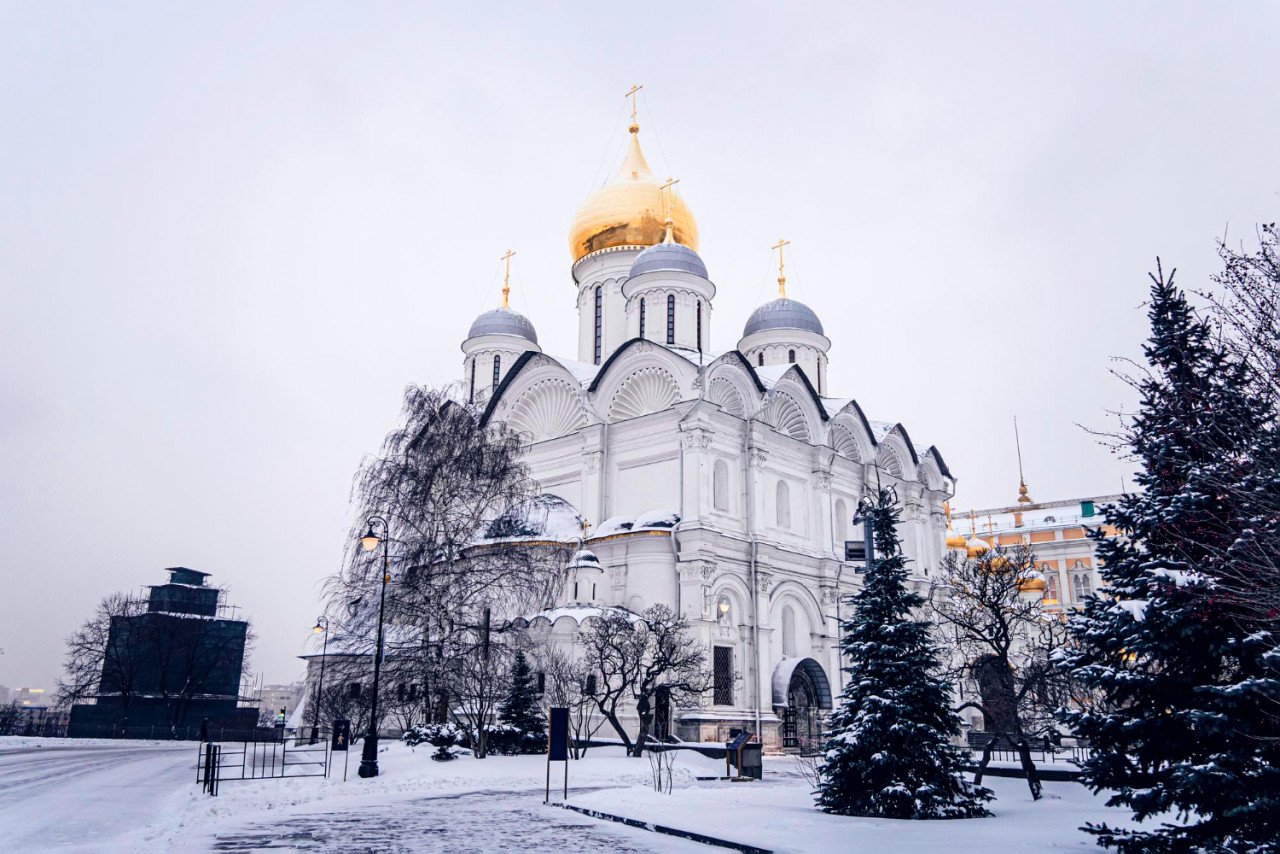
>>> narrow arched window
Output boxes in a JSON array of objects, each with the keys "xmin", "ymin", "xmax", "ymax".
[
  {"xmin": 713, "ymin": 459, "xmax": 730, "ymax": 511},
  {"xmin": 776, "ymin": 480, "xmax": 791, "ymax": 529},
  {"xmin": 834, "ymin": 499, "xmax": 848, "ymax": 544},
  {"xmin": 639, "ymin": 297, "xmax": 646, "ymax": 339},
  {"xmin": 593, "ymin": 286, "xmax": 603, "ymax": 365},
  {"xmin": 492, "ymin": 354, "xmax": 501, "ymax": 388},
  {"xmin": 667, "ymin": 295, "xmax": 676, "ymax": 344},
  {"xmin": 758, "ymin": 352, "xmax": 764, "ymax": 367},
  {"xmin": 1045, "ymin": 572, "xmax": 1060, "ymax": 605},
  {"xmin": 469, "ymin": 358, "xmax": 476, "ymax": 403},
  {"xmin": 782, "ymin": 604, "xmax": 797, "ymax": 657},
  {"xmin": 788, "ymin": 349, "xmax": 796, "ymax": 364},
  {"xmin": 696, "ymin": 300, "xmax": 703, "ymax": 352},
  {"xmin": 817, "ymin": 364, "xmax": 822, "ymax": 395}
]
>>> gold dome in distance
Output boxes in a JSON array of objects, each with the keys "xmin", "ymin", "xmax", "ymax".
[{"xmin": 568, "ymin": 128, "xmax": 698, "ymax": 262}]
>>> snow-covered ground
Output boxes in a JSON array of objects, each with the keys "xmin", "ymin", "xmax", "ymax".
[{"xmin": 0, "ymin": 737, "xmax": 1133, "ymax": 852}]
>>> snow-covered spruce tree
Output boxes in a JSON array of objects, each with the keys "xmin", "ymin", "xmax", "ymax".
[
  {"xmin": 497, "ymin": 650, "xmax": 546, "ymax": 754},
  {"xmin": 1061, "ymin": 264, "xmax": 1280, "ymax": 853},
  {"xmin": 816, "ymin": 488, "xmax": 992, "ymax": 819}
]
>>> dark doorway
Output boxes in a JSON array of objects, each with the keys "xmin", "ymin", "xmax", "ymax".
[
  {"xmin": 653, "ymin": 686, "xmax": 671, "ymax": 741},
  {"xmin": 782, "ymin": 667, "xmax": 822, "ymax": 752}
]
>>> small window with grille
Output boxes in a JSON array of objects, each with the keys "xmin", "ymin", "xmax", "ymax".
[
  {"xmin": 713, "ymin": 646, "xmax": 733, "ymax": 705},
  {"xmin": 594, "ymin": 286, "xmax": 603, "ymax": 364}
]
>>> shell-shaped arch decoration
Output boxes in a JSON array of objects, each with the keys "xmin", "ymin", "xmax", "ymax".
[
  {"xmin": 507, "ymin": 379, "xmax": 588, "ymax": 442},
  {"xmin": 830, "ymin": 424, "xmax": 863, "ymax": 460},
  {"xmin": 707, "ymin": 377, "xmax": 745, "ymax": 417},
  {"xmin": 767, "ymin": 392, "xmax": 810, "ymax": 441},
  {"xmin": 877, "ymin": 444, "xmax": 905, "ymax": 478},
  {"xmin": 608, "ymin": 367, "xmax": 680, "ymax": 422}
]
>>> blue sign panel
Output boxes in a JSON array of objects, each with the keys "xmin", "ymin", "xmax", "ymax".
[{"xmin": 548, "ymin": 707, "xmax": 569, "ymax": 761}]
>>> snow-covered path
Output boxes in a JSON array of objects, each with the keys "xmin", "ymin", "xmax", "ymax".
[
  {"xmin": 0, "ymin": 740, "xmax": 193, "ymax": 852},
  {"xmin": 0, "ymin": 740, "xmax": 701, "ymax": 852},
  {"xmin": 204, "ymin": 788, "xmax": 703, "ymax": 852}
]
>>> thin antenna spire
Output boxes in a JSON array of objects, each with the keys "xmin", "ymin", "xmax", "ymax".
[{"xmin": 1014, "ymin": 415, "xmax": 1032, "ymax": 504}]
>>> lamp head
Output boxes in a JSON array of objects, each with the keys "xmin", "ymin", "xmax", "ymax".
[
  {"xmin": 360, "ymin": 526, "xmax": 380, "ymax": 552},
  {"xmin": 717, "ymin": 596, "xmax": 731, "ymax": 615}
]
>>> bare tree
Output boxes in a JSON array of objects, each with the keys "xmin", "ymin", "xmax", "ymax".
[
  {"xmin": 931, "ymin": 545, "xmax": 1076, "ymax": 800},
  {"xmin": 580, "ymin": 605, "xmax": 713, "ymax": 757},
  {"xmin": 56, "ymin": 592, "xmax": 146, "ymax": 711},
  {"xmin": 323, "ymin": 386, "xmax": 571, "ymax": 739},
  {"xmin": 444, "ymin": 631, "xmax": 513, "ymax": 758},
  {"xmin": 537, "ymin": 644, "xmax": 605, "ymax": 758},
  {"xmin": 1192, "ymin": 223, "xmax": 1280, "ymax": 629}
]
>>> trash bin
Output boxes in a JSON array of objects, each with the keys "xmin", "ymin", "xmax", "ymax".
[{"xmin": 738, "ymin": 742, "xmax": 763, "ymax": 780}]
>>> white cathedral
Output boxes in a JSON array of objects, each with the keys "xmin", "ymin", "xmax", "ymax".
[{"xmin": 458, "ymin": 112, "xmax": 956, "ymax": 751}]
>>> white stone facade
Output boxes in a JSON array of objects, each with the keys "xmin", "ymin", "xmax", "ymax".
[{"xmin": 461, "ymin": 236, "xmax": 954, "ymax": 749}]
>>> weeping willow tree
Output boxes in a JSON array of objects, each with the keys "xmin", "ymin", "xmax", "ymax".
[{"xmin": 324, "ymin": 386, "xmax": 571, "ymax": 743}]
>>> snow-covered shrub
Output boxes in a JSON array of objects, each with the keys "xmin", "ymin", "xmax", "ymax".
[{"xmin": 401, "ymin": 722, "xmax": 463, "ymax": 750}]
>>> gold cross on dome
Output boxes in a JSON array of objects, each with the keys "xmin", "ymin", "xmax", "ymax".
[
  {"xmin": 771, "ymin": 238, "xmax": 791, "ymax": 298},
  {"xmin": 500, "ymin": 249, "xmax": 516, "ymax": 307},
  {"xmin": 625, "ymin": 84, "xmax": 644, "ymax": 131},
  {"xmin": 659, "ymin": 176, "xmax": 679, "ymax": 239}
]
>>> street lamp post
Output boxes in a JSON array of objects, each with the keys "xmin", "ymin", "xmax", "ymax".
[
  {"xmin": 310, "ymin": 616, "xmax": 330, "ymax": 744},
  {"xmin": 357, "ymin": 516, "xmax": 391, "ymax": 778}
]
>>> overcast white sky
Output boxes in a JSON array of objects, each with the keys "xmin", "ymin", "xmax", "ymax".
[{"xmin": 2, "ymin": 2, "xmax": 1276, "ymax": 691}]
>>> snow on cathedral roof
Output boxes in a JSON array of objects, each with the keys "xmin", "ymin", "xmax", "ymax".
[
  {"xmin": 478, "ymin": 494, "xmax": 585, "ymax": 545},
  {"xmin": 867, "ymin": 420, "xmax": 896, "ymax": 442},
  {"xmin": 590, "ymin": 509, "xmax": 680, "ymax": 539}
]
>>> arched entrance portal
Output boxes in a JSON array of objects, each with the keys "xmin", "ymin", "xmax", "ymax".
[{"xmin": 771, "ymin": 658, "xmax": 833, "ymax": 753}]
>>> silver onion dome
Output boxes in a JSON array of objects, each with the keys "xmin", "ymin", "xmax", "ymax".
[
  {"xmin": 466, "ymin": 307, "xmax": 538, "ymax": 345},
  {"xmin": 742, "ymin": 298, "xmax": 824, "ymax": 337},
  {"xmin": 629, "ymin": 242, "xmax": 709, "ymax": 279}
]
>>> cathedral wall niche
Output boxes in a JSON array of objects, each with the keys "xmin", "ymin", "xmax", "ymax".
[{"xmin": 612, "ymin": 454, "xmax": 679, "ymax": 518}]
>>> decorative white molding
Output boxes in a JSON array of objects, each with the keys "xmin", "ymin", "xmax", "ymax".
[
  {"xmin": 608, "ymin": 366, "xmax": 679, "ymax": 421},
  {"xmin": 706, "ymin": 376, "xmax": 745, "ymax": 417},
  {"xmin": 681, "ymin": 427, "xmax": 714, "ymax": 449},
  {"xmin": 508, "ymin": 379, "xmax": 588, "ymax": 442},
  {"xmin": 766, "ymin": 392, "xmax": 810, "ymax": 441}
]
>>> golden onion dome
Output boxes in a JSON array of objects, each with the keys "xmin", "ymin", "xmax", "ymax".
[
  {"xmin": 966, "ymin": 537, "xmax": 992, "ymax": 558},
  {"xmin": 569, "ymin": 129, "xmax": 698, "ymax": 262},
  {"xmin": 945, "ymin": 531, "xmax": 967, "ymax": 550},
  {"xmin": 1019, "ymin": 576, "xmax": 1047, "ymax": 593}
]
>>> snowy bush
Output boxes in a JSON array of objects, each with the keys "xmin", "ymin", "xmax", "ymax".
[{"xmin": 401, "ymin": 722, "xmax": 464, "ymax": 750}]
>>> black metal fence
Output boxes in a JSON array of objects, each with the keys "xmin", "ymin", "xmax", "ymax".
[
  {"xmin": 196, "ymin": 731, "xmax": 331, "ymax": 795},
  {"xmin": 965, "ymin": 732, "xmax": 1092, "ymax": 764}
]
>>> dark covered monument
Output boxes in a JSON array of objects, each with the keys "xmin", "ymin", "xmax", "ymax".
[{"xmin": 69, "ymin": 567, "xmax": 256, "ymax": 736}]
